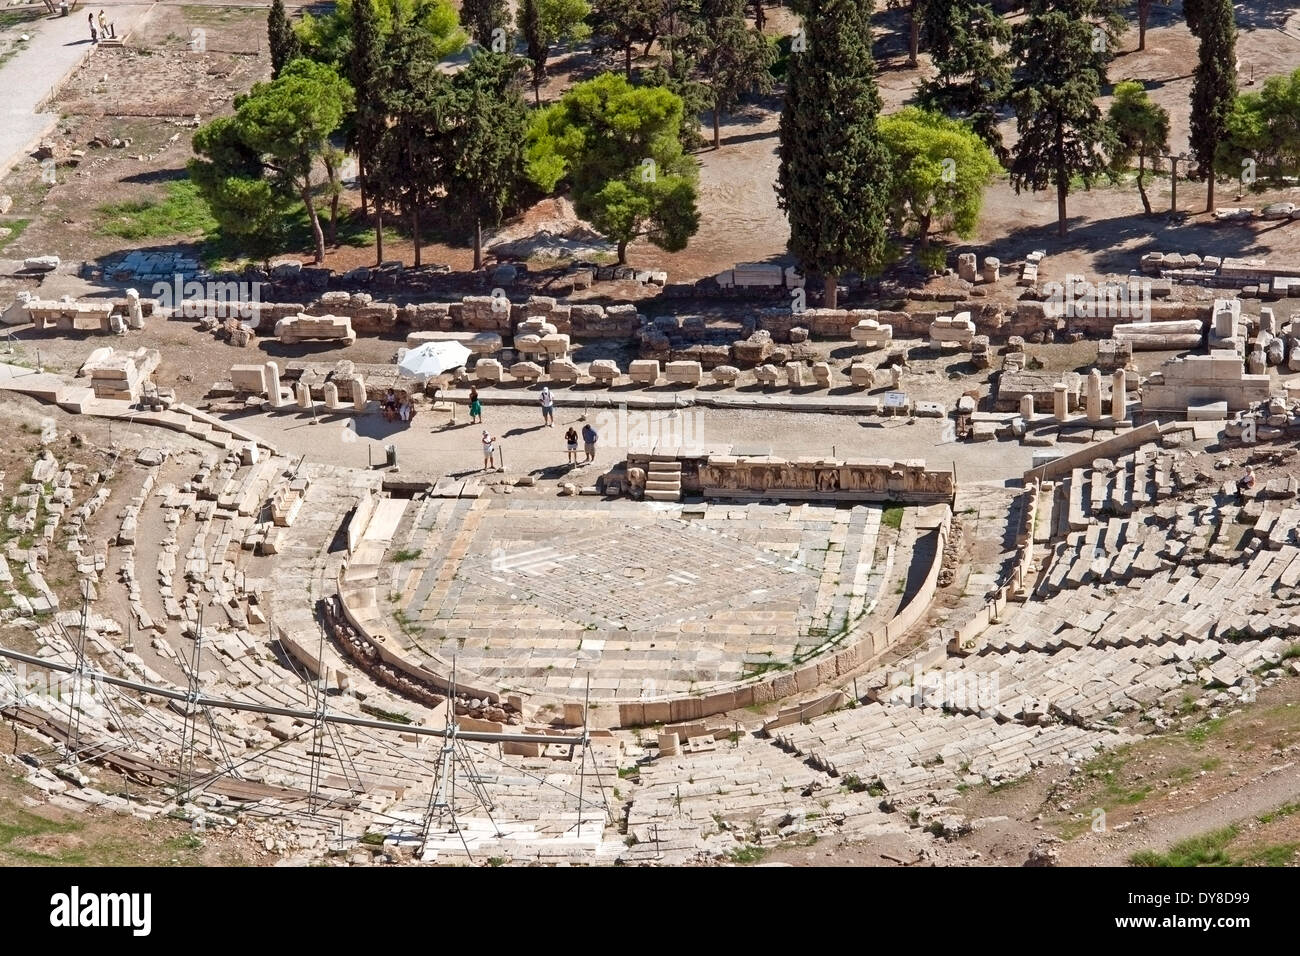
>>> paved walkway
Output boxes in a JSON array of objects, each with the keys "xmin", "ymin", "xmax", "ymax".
[{"xmin": 0, "ymin": 2, "xmax": 154, "ymax": 181}]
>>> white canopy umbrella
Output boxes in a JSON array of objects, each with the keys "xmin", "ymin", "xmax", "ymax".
[{"xmin": 396, "ymin": 340, "xmax": 472, "ymax": 382}]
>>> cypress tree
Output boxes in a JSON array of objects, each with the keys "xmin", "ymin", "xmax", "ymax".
[
  {"xmin": 776, "ymin": 0, "xmax": 892, "ymax": 309},
  {"xmin": 267, "ymin": 0, "xmax": 300, "ymax": 78},
  {"xmin": 1189, "ymin": 0, "xmax": 1236, "ymax": 211},
  {"xmin": 347, "ymin": 0, "xmax": 382, "ymax": 225}
]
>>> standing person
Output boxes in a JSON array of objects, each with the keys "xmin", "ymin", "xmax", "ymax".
[
  {"xmin": 89, "ymin": 12, "xmax": 97, "ymax": 42},
  {"xmin": 97, "ymin": 9, "xmax": 107, "ymax": 37},
  {"xmin": 481, "ymin": 430, "xmax": 496, "ymax": 471},
  {"xmin": 581, "ymin": 422, "xmax": 598, "ymax": 463},
  {"xmin": 564, "ymin": 426, "xmax": 579, "ymax": 465},
  {"xmin": 539, "ymin": 386, "xmax": 554, "ymax": 427},
  {"xmin": 468, "ymin": 387, "xmax": 482, "ymax": 424}
]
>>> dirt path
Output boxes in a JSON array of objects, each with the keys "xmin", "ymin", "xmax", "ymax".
[{"xmin": 1065, "ymin": 761, "xmax": 1300, "ymax": 866}]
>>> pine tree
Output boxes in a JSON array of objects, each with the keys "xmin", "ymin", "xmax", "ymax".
[
  {"xmin": 268, "ymin": 0, "xmax": 301, "ymax": 78},
  {"xmin": 460, "ymin": 0, "xmax": 511, "ymax": 48},
  {"xmin": 592, "ymin": 0, "xmax": 665, "ymax": 78},
  {"xmin": 1008, "ymin": 0, "xmax": 1113, "ymax": 237},
  {"xmin": 518, "ymin": 0, "xmax": 591, "ymax": 105},
  {"xmin": 919, "ymin": 0, "xmax": 1010, "ymax": 158},
  {"xmin": 1107, "ymin": 81, "xmax": 1170, "ymax": 215},
  {"xmin": 1189, "ymin": 0, "xmax": 1236, "ymax": 211},
  {"xmin": 776, "ymin": 0, "xmax": 892, "ymax": 308},
  {"xmin": 696, "ymin": 0, "xmax": 773, "ymax": 149}
]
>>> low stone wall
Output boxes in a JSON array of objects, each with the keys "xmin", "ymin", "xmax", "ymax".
[
  {"xmin": 616, "ymin": 506, "xmax": 952, "ymax": 727},
  {"xmin": 694, "ymin": 455, "xmax": 955, "ymax": 503},
  {"xmin": 1023, "ymin": 421, "xmax": 1162, "ymax": 484}
]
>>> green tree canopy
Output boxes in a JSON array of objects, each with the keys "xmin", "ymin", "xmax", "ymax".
[
  {"xmin": 525, "ymin": 72, "xmax": 700, "ymax": 263},
  {"xmin": 442, "ymin": 52, "xmax": 531, "ymax": 269},
  {"xmin": 777, "ymin": 0, "xmax": 893, "ymax": 308},
  {"xmin": 1107, "ymin": 80, "xmax": 1170, "ymax": 214},
  {"xmin": 878, "ymin": 107, "xmax": 1000, "ymax": 253},
  {"xmin": 919, "ymin": 0, "xmax": 1010, "ymax": 158},
  {"xmin": 460, "ymin": 0, "xmax": 511, "ymax": 47},
  {"xmin": 268, "ymin": 0, "xmax": 301, "ymax": 78},
  {"xmin": 1189, "ymin": 0, "xmax": 1237, "ymax": 210},
  {"xmin": 694, "ymin": 0, "xmax": 773, "ymax": 149},
  {"xmin": 191, "ymin": 59, "xmax": 354, "ymax": 264},
  {"xmin": 1215, "ymin": 67, "xmax": 1300, "ymax": 187},
  {"xmin": 518, "ymin": 0, "xmax": 592, "ymax": 104},
  {"xmin": 591, "ymin": 0, "xmax": 665, "ymax": 78},
  {"xmin": 1008, "ymin": 0, "xmax": 1113, "ymax": 237},
  {"xmin": 294, "ymin": 0, "xmax": 464, "ymax": 66}
]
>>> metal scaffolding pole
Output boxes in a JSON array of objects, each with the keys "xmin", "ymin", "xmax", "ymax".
[{"xmin": 0, "ymin": 645, "xmax": 583, "ymax": 747}]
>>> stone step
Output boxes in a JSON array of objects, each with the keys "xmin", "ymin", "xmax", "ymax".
[
  {"xmin": 645, "ymin": 479, "xmax": 681, "ymax": 493},
  {"xmin": 645, "ymin": 489, "xmax": 681, "ymax": 502}
]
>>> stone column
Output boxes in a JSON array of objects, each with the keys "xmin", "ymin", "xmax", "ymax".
[
  {"xmin": 263, "ymin": 361, "xmax": 285, "ymax": 407},
  {"xmin": 957, "ymin": 253, "xmax": 978, "ymax": 282},
  {"xmin": 125, "ymin": 289, "xmax": 144, "ymax": 330},
  {"xmin": 1020, "ymin": 394, "xmax": 1035, "ymax": 421},
  {"xmin": 1111, "ymin": 369, "xmax": 1127, "ymax": 421},
  {"xmin": 351, "ymin": 375, "xmax": 367, "ymax": 412},
  {"xmin": 323, "ymin": 381, "xmax": 339, "ymax": 410},
  {"xmin": 890, "ymin": 364, "xmax": 903, "ymax": 388},
  {"xmin": 296, "ymin": 381, "xmax": 312, "ymax": 409},
  {"xmin": 1053, "ymin": 383, "xmax": 1069, "ymax": 423},
  {"xmin": 1086, "ymin": 369, "xmax": 1102, "ymax": 423},
  {"xmin": 981, "ymin": 257, "xmax": 1000, "ymax": 283},
  {"xmin": 1215, "ymin": 307, "xmax": 1236, "ymax": 340}
]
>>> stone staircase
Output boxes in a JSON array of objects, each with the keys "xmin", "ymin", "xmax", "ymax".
[{"xmin": 644, "ymin": 459, "xmax": 683, "ymax": 502}]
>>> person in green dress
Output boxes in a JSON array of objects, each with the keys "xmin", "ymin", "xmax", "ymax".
[{"xmin": 469, "ymin": 387, "xmax": 483, "ymax": 423}]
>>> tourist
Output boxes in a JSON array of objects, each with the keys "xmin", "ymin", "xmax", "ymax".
[
  {"xmin": 89, "ymin": 12, "xmax": 97, "ymax": 42},
  {"xmin": 399, "ymin": 396, "xmax": 413, "ymax": 423},
  {"xmin": 97, "ymin": 9, "xmax": 107, "ymax": 37},
  {"xmin": 1237, "ymin": 466, "xmax": 1256, "ymax": 505},
  {"xmin": 539, "ymin": 386, "xmax": 554, "ymax": 427},
  {"xmin": 383, "ymin": 387, "xmax": 397, "ymax": 422},
  {"xmin": 564, "ymin": 426, "xmax": 579, "ymax": 464},
  {"xmin": 469, "ymin": 388, "xmax": 482, "ymax": 424},
  {"xmin": 581, "ymin": 422, "xmax": 598, "ymax": 463},
  {"xmin": 481, "ymin": 430, "xmax": 496, "ymax": 471}
]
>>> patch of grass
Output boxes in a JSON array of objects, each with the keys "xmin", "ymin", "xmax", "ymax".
[
  {"xmin": 1130, "ymin": 825, "xmax": 1238, "ymax": 867},
  {"xmin": 0, "ymin": 803, "xmax": 83, "ymax": 864},
  {"xmin": 616, "ymin": 766, "xmax": 639, "ymax": 780},
  {"xmin": 1257, "ymin": 801, "xmax": 1300, "ymax": 825},
  {"xmin": 0, "ymin": 218, "xmax": 29, "ymax": 253},
  {"xmin": 728, "ymin": 844, "xmax": 767, "ymax": 865},
  {"xmin": 359, "ymin": 831, "xmax": 386, "ymax": 846},
  {"xmin": 96, "ymin": 180, "xmax": 217, "ymax": 242},
  {"xmin": 1080, "ymin": 746, "xmax": 1150, "ymax": 805},
  {"xmin": 390, "ymin": 548, "xmax": 422, "ymax": 563},
  {"xmin": 1186, "ymin": 716, "xmax": 1227, "ymax": 744},
  {"xmin": 1237, "ymin": 842, "xmax": 1299, "ymax": 867},
  {"xmin": 881, "ymin": 504, "xmax": 905, "ymax": 531},
  {"xmin": 359, "ymin": 703, "xmax": 412, "ymax": 725}
]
